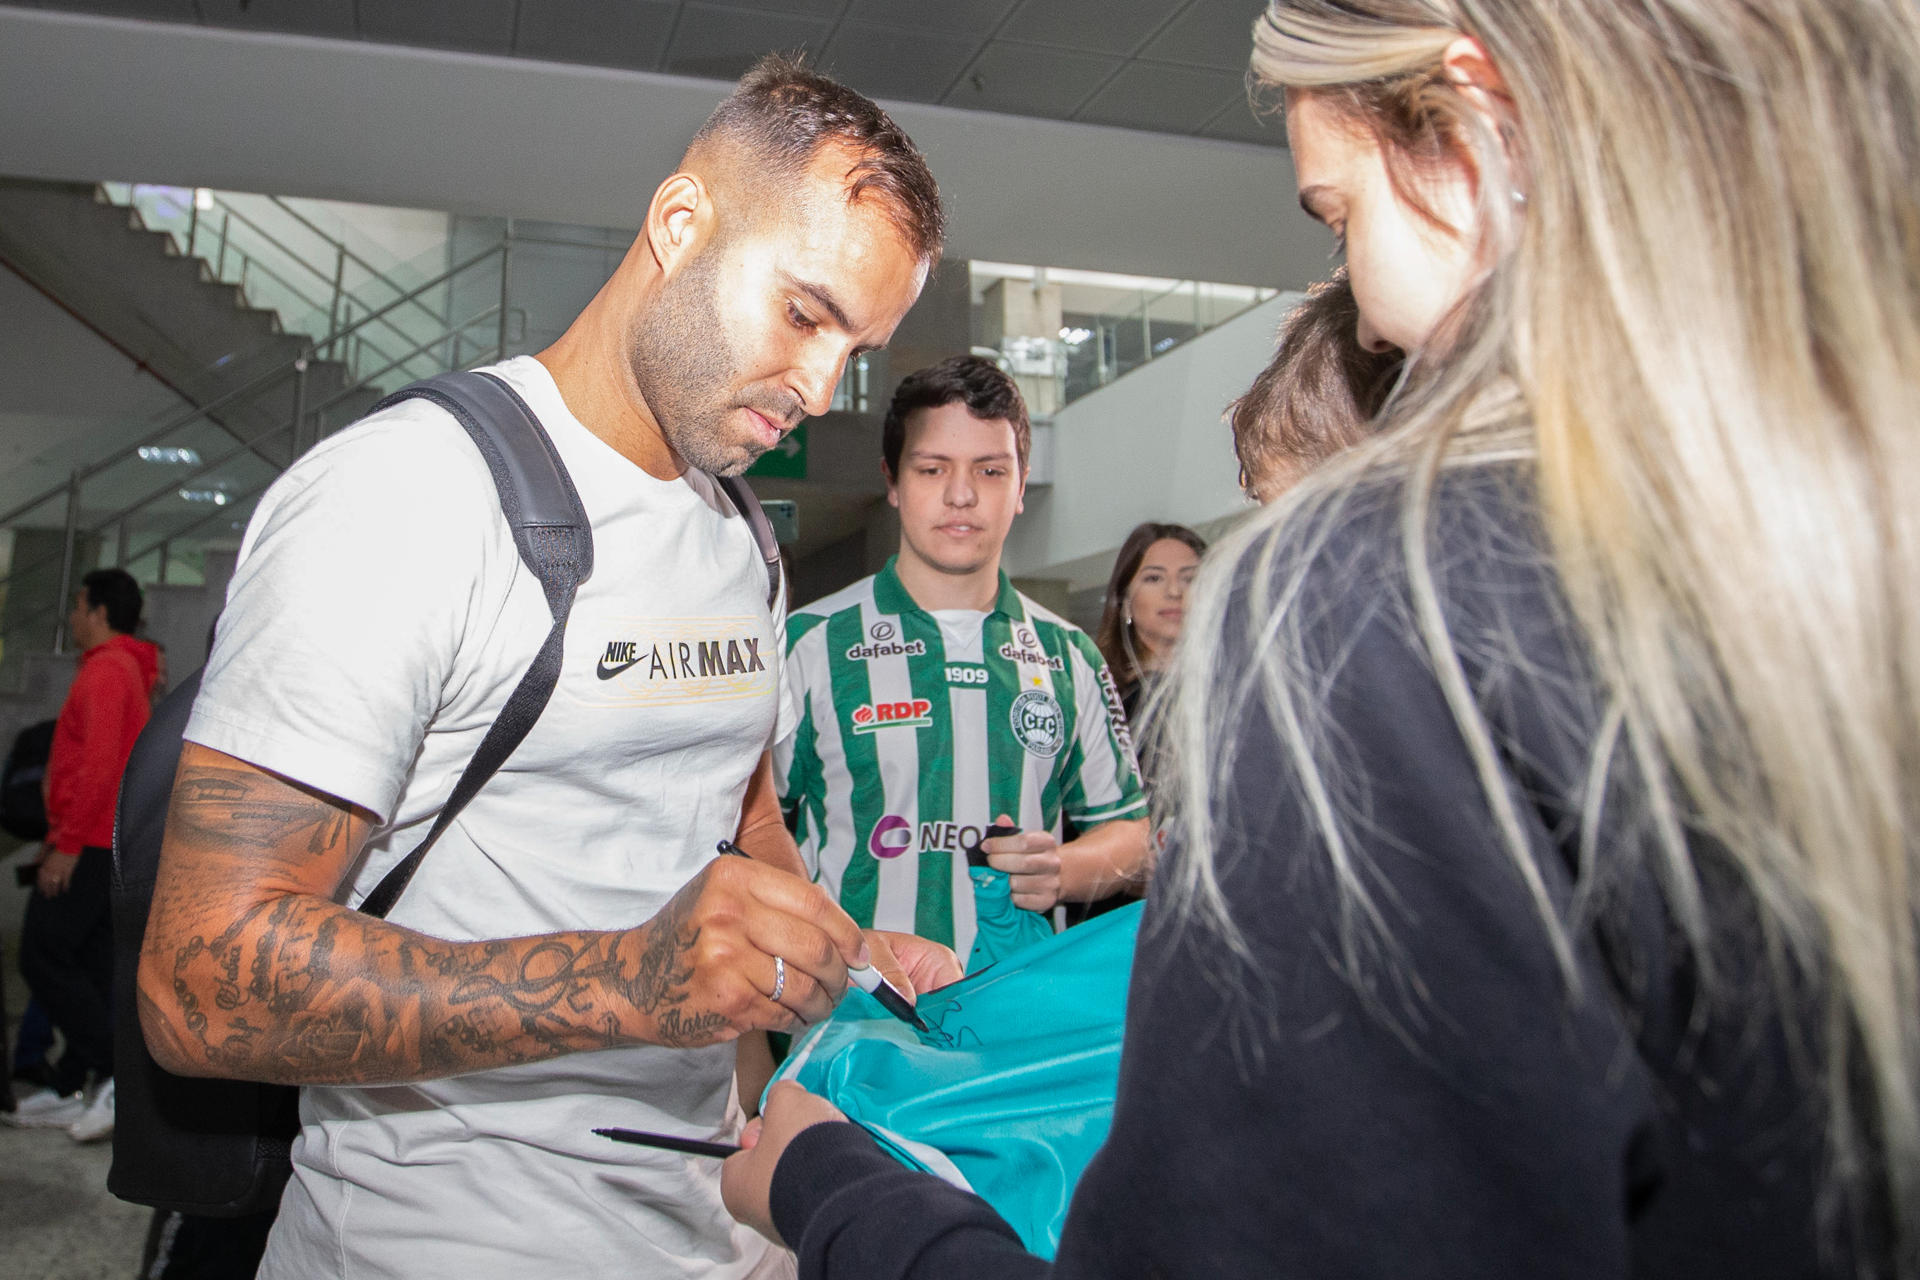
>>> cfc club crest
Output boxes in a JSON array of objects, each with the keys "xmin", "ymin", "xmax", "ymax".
[{"xmin": 1009, "ymin": 688, "xmax": 1065, "ymax": 758}]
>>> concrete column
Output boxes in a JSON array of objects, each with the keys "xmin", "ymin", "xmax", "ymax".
[
  {"xmin": 979, "ymin": 276, "xmax": 1065, "ymax": 418},
  {"xmin": 871, "ymin": 259, "xmax": 974, "ymax": 412}
]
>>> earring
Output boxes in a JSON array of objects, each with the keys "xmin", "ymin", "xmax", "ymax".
[{"xmin": 1511, "ymin": 188, "xmax": 1528, "ymax": 207}]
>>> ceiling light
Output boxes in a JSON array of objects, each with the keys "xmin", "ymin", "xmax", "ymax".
[{"xmin": 139, "ymin": 446, "xmax": 201, "ymax": 465}]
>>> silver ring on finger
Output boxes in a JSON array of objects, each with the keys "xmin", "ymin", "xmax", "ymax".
[{"xmin": 770, "ymin": 955, "xmax": 787, "ymax": 1003}]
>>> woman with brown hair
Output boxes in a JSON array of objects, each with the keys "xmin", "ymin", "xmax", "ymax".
[
  {"xmin": 1092, "ymin": 522, "xmax": 1208, "ymax": 728},
  {"xmin": 1230, "ymin": 268, "xmax": 1402, "ymax": 503}
]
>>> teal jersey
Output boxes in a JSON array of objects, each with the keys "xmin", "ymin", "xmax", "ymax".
[{"xmin": 775, "ymin": 558, "xmax": 1147, "ymax": 966}]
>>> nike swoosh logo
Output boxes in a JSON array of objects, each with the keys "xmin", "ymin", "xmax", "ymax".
[{"xmin": 596, "ymin": 657, "xmax": 642, "ymax": 681}]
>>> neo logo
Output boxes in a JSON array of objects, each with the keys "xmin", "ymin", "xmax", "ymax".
[{"xmin": 869, "ymin": 814, "xmax": 912, "ymax": 859}]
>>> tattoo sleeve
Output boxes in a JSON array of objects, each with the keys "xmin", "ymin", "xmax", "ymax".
[{"xmin": 140, "ymin": 747, "xmax": 733, "ymax": 1086}]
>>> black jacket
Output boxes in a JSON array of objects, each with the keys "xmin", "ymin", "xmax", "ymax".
[{"xmin": 770, "ymin": 470, "xmax": 1886, "ymax": 1279}]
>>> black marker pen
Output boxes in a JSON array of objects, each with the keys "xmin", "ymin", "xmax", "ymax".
[{"xmin": 595, "ymin": 1127, "xmax": 739, "ymax": 1159}]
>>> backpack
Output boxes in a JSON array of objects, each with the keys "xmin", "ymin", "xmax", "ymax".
[
  {"xmin": 108, "ymin": 370, "xmax": 781, "ymax": 1216},
  {"xmin": 1, "ymin": 718, "xmax": 56, "ymax": 842}
]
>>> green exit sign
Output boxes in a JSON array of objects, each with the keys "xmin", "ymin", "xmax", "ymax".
[{"xmin": 747, "ymin": 421, "xmax": 807, "ymax": 478}]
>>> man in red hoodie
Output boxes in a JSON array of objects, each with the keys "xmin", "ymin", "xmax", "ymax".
[{"xmin": 9, "ymin": 567, "xmax": 158, "ymax": 1139}]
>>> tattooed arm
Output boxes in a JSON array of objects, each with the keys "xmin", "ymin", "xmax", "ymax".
[{"xmin": 137, "ymin": 742, "xmax": 872, "ymax": 1086}]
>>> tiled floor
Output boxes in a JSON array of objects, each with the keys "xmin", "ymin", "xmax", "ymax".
[
  {"xmin": 0, "ymin": 1117, "xmax": 152, "ymax": 1280},
  {"xmin": 4, "ymin": 844, "xmax": 151, "ymax": 1280}
]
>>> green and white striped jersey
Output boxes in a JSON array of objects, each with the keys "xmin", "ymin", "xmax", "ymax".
[{"xmin": 775, "ymin": 557, "xmax": 1146, "ymax": 967}]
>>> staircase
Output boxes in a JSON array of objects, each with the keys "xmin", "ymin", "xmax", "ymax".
[
  {"xmin": 0, "ymin": 181, "xmax": 510, "ymax": 746},
  {"xmin": 0, "ymin": 180, "xmax": 378, "ymax": 471}
]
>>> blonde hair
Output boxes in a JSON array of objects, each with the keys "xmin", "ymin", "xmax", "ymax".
[{"xmin": 1167, "ymin": 0, "xmax": 1920, "ymax": 1260}]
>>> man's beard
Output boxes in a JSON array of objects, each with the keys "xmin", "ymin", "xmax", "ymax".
[{"xmin": 628, "ymin": 245, "xmax": 796, "ymax": 477}]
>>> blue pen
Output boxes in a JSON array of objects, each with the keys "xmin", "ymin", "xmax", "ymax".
[{"xmin": 715, "ymin": 839, "xmax": 930, "ymax": 1032}]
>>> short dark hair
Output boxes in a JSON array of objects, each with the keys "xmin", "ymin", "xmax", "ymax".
[
  {"xmin": 1228, "ymin": 269, "xmax": 1402, "ymax": 500},
  {"xmin": 882, "ymin": 356, "xmax": 1031, "ymax": 478},
  {"xmin": 693, "ymin": 54, "xmax": 945, "ymax": 265},
  {"xmin": 81, "ymin": 568, "xmax": 143, "ymax": 635}
]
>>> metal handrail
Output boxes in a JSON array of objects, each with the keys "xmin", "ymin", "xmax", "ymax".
[
  {"xmin": 0, "ymin": 359, "xmax": 302, "ymax": 528},
  {"xmin": 118, "ymin": 309, "xmax": 503, "ymax": 574},
  {"xmin": 306, "ymin": 240, "xmax": 504, "ymax": 365},
  {"xmin": 178, "ymin": 196, "xmax": 420, "ymax": 373},
  {"xmin": 104, "ymin": 308, "xmax": 505, "ymax": 593},
  {"xmin": 328, "ymin": 301, "xmax": 501, "ymax": 403},
  {"xmin": 0, "ymin": 239, "xmax": 506, "ymax": 529},
  {"xmin": 70, "ymin": 305, "xmax": 498, "ymax": 547},
  {"xmin": 0, "ymin": 300, "xmax": 507, "ymax": 613},
  {"xmin": 122, "ymin": 184, "xmax": 430, "ymax": 381},
  {"xmin": 266, "ymin": 195, "xmax": 449, "ymax": 331},
  {"xmin": 3, "ymin": 480, "xmax": 275, "ymax": 645}
]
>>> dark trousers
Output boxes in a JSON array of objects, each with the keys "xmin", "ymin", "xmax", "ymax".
[
  {"xmin": 142, "ymin": 1209, "xmax": 276, "ymax": 1280},
  {"xmin": 19, "ymin": 845, "xmax": 114, "ymax": 1095}
]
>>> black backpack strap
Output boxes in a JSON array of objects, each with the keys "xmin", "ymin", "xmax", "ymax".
[
  {"xmin": 356, "ymin": 371, "xmax": 593, "ymax": 919},
  {"xmin": 716, "ymin": 473, "xmax": 782, "ymax": 611}
]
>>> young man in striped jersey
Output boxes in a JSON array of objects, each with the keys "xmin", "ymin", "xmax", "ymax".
[{"xmin": 777, "ymin": 356, "xmax": 1150, "ymax": 970}]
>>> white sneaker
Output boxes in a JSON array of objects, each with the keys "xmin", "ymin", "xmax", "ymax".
[
  {"xmin": 68, "ymin": 1077, "xmax": 115, "ymax": 1143},
  {"xmin": 3, "ymin": 1086, "xmax": 87, "ymax": 1129}
]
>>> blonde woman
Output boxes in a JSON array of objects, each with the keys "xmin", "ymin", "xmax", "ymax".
[{"xmin": 720, "ymin": 2, "xmax": 1920, "ymax": 1276}]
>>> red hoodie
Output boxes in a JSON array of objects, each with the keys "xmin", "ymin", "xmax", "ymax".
[{"xmin": 44, "ymin": 632, "xmax": 160, "ymax": 855}]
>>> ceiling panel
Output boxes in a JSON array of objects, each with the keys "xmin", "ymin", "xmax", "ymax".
[
  {"xmin": 24, "ymin": 0, "xmax": 1289, "ymax": 146},
  {"xmin": 819, "ymin": 23, "xmax": 982, "ymax": 106},
  {"xmin": 689, "ymin": 0, "xmax": 846, "ymax": 20},
  {"xmin": 1075, "ymin": 63, "xmax": 1244, "ymax": 133},
  {"xmin": 1198, "ymin": 95, "xmax": 1284, "ymax": 146},
  {"xmin": 514, "ymin": 0, "xmax": 678, "ymax": 71},
  {"xmin": 942, "ymin": 40, "xmax": 1120, "ymax": 118},
  {"xmin": 1139, "ymin": 1, "xmax": 1265, "ymax": 71},
  {"xmin": 663, "ymin": 4, "xmax": 831, "ymax": 82},
  {"xmin": 196, "ymin": 0, "xmax": 355, "ymax": 38},
  {"xmin": 841, "ymin": 0, "xmax": 1021, "ymax": 39},
  {"xmin": 359, "ymin": 0, "xmax": 519, "ymax": 56},
  {"xmin": 998, "ymin": 0, "xmax": 1177, "ymax": 57},
  {"xmin": 22, "ymin": 0, "xmax": 197, "ymax": 16}
]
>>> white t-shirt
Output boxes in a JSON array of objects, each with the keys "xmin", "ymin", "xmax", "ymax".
[{"xmin": 187, "ymin": 357, "xmax": 793, "ymax": 1280}]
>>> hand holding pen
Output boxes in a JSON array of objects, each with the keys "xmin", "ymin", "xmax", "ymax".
[{"xmin": 717, "ymin": 839, "xmax": 935, "ymax": 1031}]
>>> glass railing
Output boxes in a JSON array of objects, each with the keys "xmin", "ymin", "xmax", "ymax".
[
  {"xmin": 1074, "ymin": 277, "xmax": 1279, "ymax": 397},
  {"xmin": 971, "ymin": 265, "xmax": 1278, "ymax": 414}
]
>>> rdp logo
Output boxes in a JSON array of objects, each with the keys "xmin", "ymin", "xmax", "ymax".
[{"xmin": 850, "ymin": 698, "xmax": 933, "ymax": 734}]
